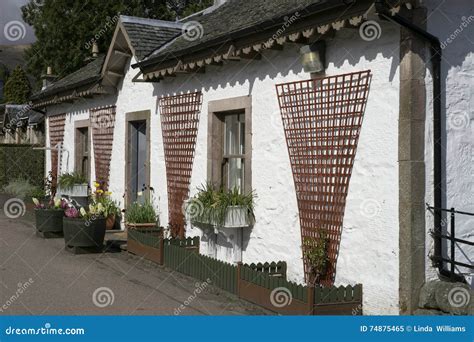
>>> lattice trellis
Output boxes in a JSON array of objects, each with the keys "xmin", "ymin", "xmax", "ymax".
[
  {"xmin": 91, "ymin": 106, "xmax": 116, "ymax": 189},
  {"xmin": 159, "ymin": 92, "xmax": 202, "ymax": 238},
  {"xmin": 48, "ymin": 114, "xmax": 66, "ymax": 186},
  {"xmin": 276, "ymin": 70, "xmax": 372, "ymax": 286}
]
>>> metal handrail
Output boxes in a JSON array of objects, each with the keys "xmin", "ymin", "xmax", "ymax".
[{"xmin": 426, "ymin": 203, "xmax": 474, "ymax": 281}]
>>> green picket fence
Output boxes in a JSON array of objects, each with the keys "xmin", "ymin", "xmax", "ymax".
[
  {"xmin": 246, "ymin": 261, "xmax": 287, "ymax": 278},
  {"xmin": 240, "ymin": 264, "xmax": 307, "ymax": 302},
  {"xmin": 314, "ymin": 284, "xmax": 363, "ymax": 305},
  {"xmin": 163, "ymin": 237, "xmax": 238, "ymax": 294},
  {"xmin": 158, "ymin": 236, "xmax": 362, "ymax": 314}
]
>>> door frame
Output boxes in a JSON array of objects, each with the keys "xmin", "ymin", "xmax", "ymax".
[{"xmin": 125, "ymin": 110, "xmax": 151, "ymax": 208}]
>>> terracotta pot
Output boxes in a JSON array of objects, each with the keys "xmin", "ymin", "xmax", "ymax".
[{"xmin": 106, "ymin": 214, "xmax": 116, "ymax": 230}]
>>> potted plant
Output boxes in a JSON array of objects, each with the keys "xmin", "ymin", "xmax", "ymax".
[
  {"xmin": 57, "ymin": 172, "xmax": 88, "ymax": 206},
  {"xmin": 32, "ymin": 197, "xmax": 67, "ymax": 238},
  {"xmin": 92, "ymin": 181, "xmax": 121, "ymax": 230},
  {"xmin": 62, "ymin": 202, "xmax": 106, "ymax": 253},
  {"xmin": 303, "ymin": 233, "xmax": 330, "ymax": 286},
  {"xmin": 125, "ymin": 200, "xmax": 159, "ymax": 230},
  {"xmin": 186, "ymin": 183, "xmax": 256, "ymax": 229},
  {"xmin": 186, "ymin": 184, "xmax": 255, "ymax": 263},
  {"xmin": 125, "ymin": 200, "xmax": 162, "ymax": 263}
]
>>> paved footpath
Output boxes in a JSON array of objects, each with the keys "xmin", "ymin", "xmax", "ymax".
[{"xmin": 0, "ymin": 209, "xmax": 268, "ymax": 315}]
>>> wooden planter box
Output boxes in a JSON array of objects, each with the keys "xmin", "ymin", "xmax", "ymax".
[
  {"xmin": 126, "ymin": 223, "xmax": 163, "ymax": 265},
  {"xmin": 35, "ymin": 208, "xmax": 64, "ymax": 238}
]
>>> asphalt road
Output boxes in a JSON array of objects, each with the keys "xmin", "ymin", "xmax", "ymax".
[{"xmin": 0, "ymin": 208, "xmax": 267, "ymax": 316}]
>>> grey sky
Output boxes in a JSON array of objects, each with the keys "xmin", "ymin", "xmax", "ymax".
[{"xmin": 0, "ymin": 0, "xmax": 36, "ymax": 45}]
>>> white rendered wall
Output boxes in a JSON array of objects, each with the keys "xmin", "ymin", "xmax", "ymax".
[
  {"xmin": 44, "ymin": 23, "xmax": 400, "ymax": 314},
  {"xmin": 424, "ymin": 0, "xmax": 474, "ymax": 285}
]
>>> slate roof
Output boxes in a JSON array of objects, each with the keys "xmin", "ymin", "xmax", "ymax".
[
  {"xmin": 137, "ymin": 0, "xmax": 409, "ymax": 70},
  {"xmin": 120, "ymin": 16, "xmax": 182, "ymax": 60},
  {"xmin": 138, "ymin": 0, "xmax": 335, "ymax": 68},
  {"xmin": 32, "ymin": 17, "xmax": 181, "ymax": 101},
  {"xmin": 31, "ymin": 55, "xmax": 105, "ymax": 100}
]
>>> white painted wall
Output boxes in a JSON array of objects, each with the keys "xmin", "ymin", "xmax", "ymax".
[
  {"xmin": 44, "ymin": 22, "xmax": 401, "ymax": 314},
  {"xmin": 424, "ymin": 0, "xmax": 474, "ymax": 285}
]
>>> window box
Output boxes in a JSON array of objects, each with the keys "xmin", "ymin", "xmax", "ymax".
[{"xmin": 58, "ymin": 184, "xmax": 88, "ymax": 198}]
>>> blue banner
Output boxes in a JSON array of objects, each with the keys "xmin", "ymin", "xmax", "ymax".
[{"xmin": 0, "ymin": 316, "xmax": 472, "ymax": 341}]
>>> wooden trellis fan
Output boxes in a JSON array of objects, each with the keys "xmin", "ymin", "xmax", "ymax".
[{"xmin": 276, "ymin": 70, "xmax": 372, "ymax": 286}]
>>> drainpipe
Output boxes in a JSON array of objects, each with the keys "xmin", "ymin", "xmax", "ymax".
[{"xmin": 375, "ymin": 1, "xmax": 463, "ymax": 282}]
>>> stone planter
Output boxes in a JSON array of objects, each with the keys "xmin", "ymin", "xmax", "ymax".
[
  {"xmin": 34, "ymin": 209, "xmax": 64, "ymax": 238},
  {"xmin": 126, "ymin": 223, "xmax": 163, "ymax": 264},
  {"xmin": 63, "ymin": 217, "xmax": 106, "ymax": 253}
]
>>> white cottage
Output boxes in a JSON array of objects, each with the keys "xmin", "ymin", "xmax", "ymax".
[{"xmin": 31, "ymin": 0, "xmax": 474, "ymax": 315}]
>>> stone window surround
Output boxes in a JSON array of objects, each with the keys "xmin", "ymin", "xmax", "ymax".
[{"xmin": 207, "ymin": 95, "xmax": 252, "ymax": 192}]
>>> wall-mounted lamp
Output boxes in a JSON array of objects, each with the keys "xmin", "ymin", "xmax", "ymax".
[{"xmin": 300, "ymin": 41, "xmax": 326, "ymax": 74}]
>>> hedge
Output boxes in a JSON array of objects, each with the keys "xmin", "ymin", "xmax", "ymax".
[{"xmin": 0, "ymin": 144, "xmax": 44, "ymax": 188}]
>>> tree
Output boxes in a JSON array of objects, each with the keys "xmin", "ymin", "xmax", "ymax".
[
  {"xmin": 3, "ymin": 66, "xmax": 32, "ymax": 104},
  {"xmin": 22, "ymin": 0, "xmax": 213, "ymax": 88}
]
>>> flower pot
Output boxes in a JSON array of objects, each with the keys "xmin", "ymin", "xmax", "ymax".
[
  {"xmin": 106, "ymin": 214, "xmax": 116, "ymax": 230},
  {"xmin": 63, "ymin": 217, "xmax": 106, "ymax": 250},
  {"xmin": 35, "ymin": 209, "xmax": 64, "ymax": 237}
]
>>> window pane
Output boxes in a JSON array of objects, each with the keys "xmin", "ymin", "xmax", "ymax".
[
  {"xmin": 224, "ymin": 113, "xmax": 245, "ymax": 155},
  {"xmin": 227, "ymin": 157, "xmax": 244, "ymax": 192},
  {"xmin": 82, "ymin": 128, "xmax": 88, "ymax": 155}
]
